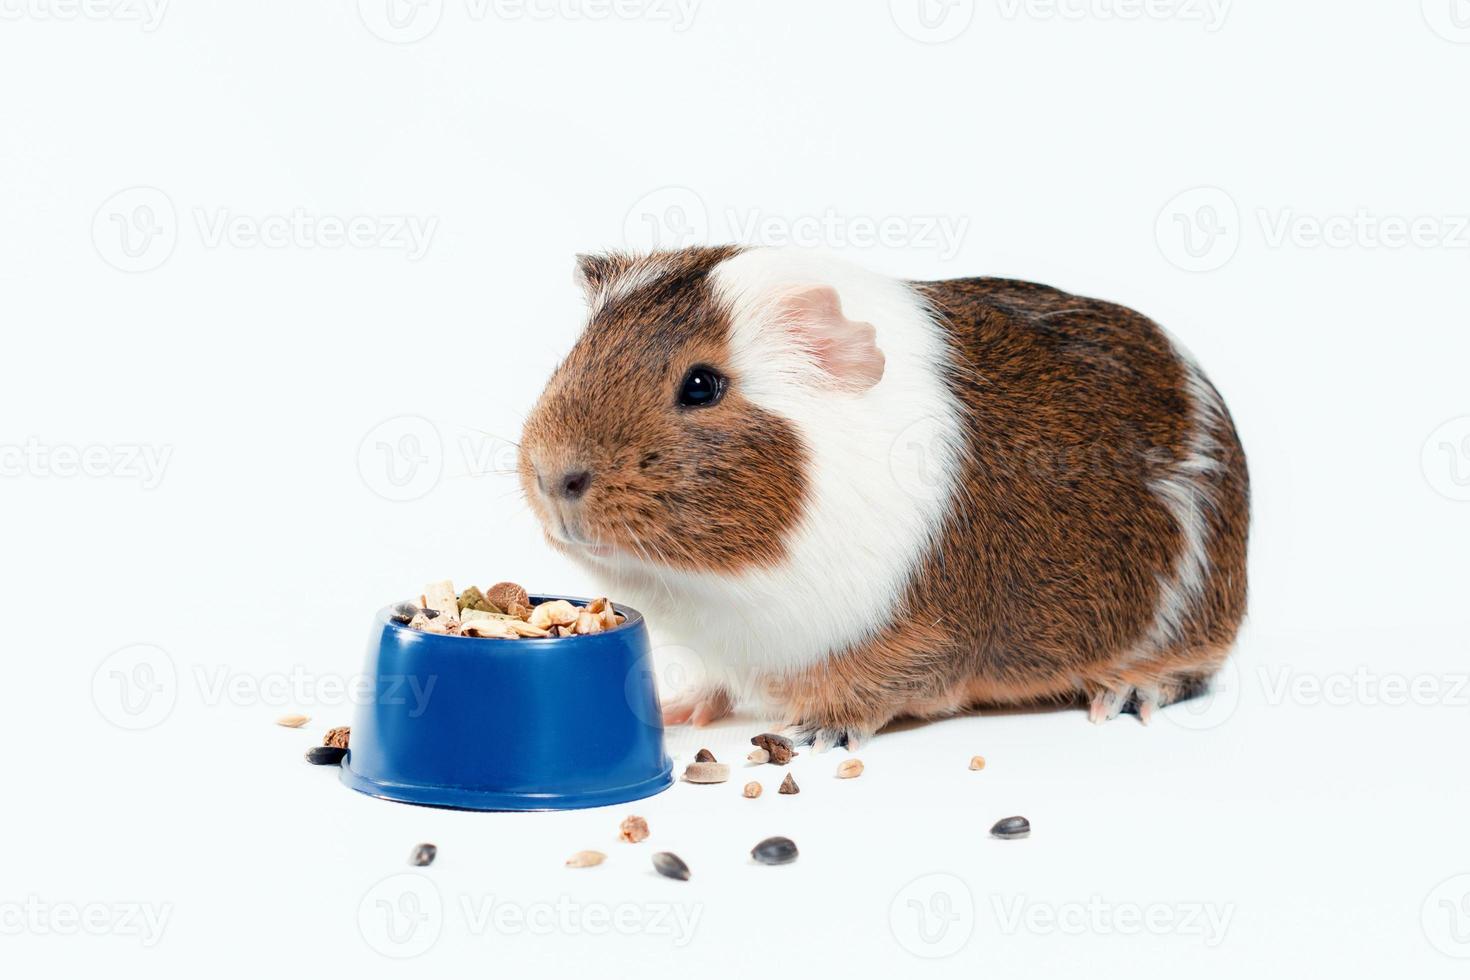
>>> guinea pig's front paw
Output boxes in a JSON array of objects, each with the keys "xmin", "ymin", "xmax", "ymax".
[
  {"xmin": 661, "ymin": 688, "xmax": 732, "ymax": 728},
  {"xmin": 790, "ymin": 723, "xmax": 871, "ymax": 753}
]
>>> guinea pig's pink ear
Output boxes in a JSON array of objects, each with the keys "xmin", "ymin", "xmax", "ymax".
[{"xmin": 775, "ymin": 285, "xmax": 885, "ymax": 392}]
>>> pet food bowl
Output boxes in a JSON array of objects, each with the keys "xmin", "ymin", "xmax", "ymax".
[{"xmin": 340, "ymin": 596, "xmax": 673, "ymax": 810}]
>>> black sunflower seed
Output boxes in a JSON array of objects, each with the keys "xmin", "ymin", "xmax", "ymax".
[
  {"xmin": 409, "ymin": 843, "xmax": 437, "ymax": 867},
  {"xmin": 990, "ymin": 815, "xmax": 1031, "ymax": 840},
  {"xmin": 305, "ymin": 745, "xmax": 347, "ymax": 766},
  {"xmin": 652, "ymin": 852, "xmax": 690, "ymax": 881},
  {"xmin": 751, "ymin": 836, "xmax": 798, "ymax": 865}
]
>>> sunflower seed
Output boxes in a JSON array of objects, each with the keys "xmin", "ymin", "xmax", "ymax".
[
  {"xmin": 969, "ymin": 755, "xmax": 987, "ymax": 771},
  {"xmin": 305, "ymin": 745, "xmax": 346, "ymax": 766},
  {"xmin": 694, "ymin": 748, "xmax": 716, "ymax": 763},
  {"xmin": 836, "ymin": 758, "xmax": 864, "ymax": 778},
  {"xmin": 652, "ymin": 851, "xmax": 690, "ymax": 881},
  {"xmin": 743, "ymin": 781, "xmax": 762, "ymax": 798},
  {"xmin": 683, "ymin": 762, "xmax": 730, "ymax": 784},
  {"xmin": 276, "ymin": 713, "xmax": 310, "ymax": 728},
  {"xmin": 751, "ymin": 733, "xmax": 796, "ymax": 765},
  {"xmin": 751, "ymin": 836, "xmax": 798, "ymax": 865},
  {"xmin": 990, "ymin": 815, "xmax": 1030, "ymax": 840},
  {"xmin": 409, "ymin": 843, "xmax": 437, "ymax": 867},
  {"xmin": 391, "ymin": 602, "xmax": 420, "ymax": 623},
  {"xmin": 566, "ymin": 850, "xmax": 606, "ymax": 868},
  {"xmin": 778, "ymin": 773, "xmax": 799, "ymax": 795}
]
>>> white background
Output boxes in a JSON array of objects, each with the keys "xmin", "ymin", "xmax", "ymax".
[{"xmin": 3, "ymin": 1, "xmax": 1469, "ymax": 976}]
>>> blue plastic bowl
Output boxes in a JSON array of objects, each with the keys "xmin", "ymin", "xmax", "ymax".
[{"xmin": 340, "ymin": 596, "xmax": 673, "ymax": 810}]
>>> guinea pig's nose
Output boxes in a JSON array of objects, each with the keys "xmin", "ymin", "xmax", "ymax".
[{"xmin": 556, "ymin": 469, "xmax": 593, "ymax": 501}]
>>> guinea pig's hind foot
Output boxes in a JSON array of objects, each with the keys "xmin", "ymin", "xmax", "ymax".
[
  {"xmin": 1086, "ymin": 685, "xmax": 1156, "ymax": 725},
  {"xmin": 661, "ymin": 688, "xmax": 732, "ymax": 727},
  {"xmin": 790, "ymin": 723, "xmax": 871, "ymax": 753}
]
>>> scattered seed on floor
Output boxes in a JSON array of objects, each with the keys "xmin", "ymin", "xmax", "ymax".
[
  {"xmin": 566, "ymin": 850, "xmax": 606, "ymax": 868},
  {"xmin": 747, "ymin": 748, "xmax": 770, "ymax": 765},
  {"xmin": 743, "ymin": 781, "xmax": 762, "ymax": 798},
  {"xmin": 778, "ymin": 773, "xmax": 799, "ymax": 795},
  {"xmin": 652, "ymin": 852, "xmax": 690, "ymax": 881},
  {"xmin": 751, "ymin": 733, "xmax": 796, "ymax": 765},
  {"xmin": 619, "ymin": 815, "xmax": 650, "ymax": 843},
  {"xmin": 305, "ymin": 745, "xmax": 346, "ymax": 766},
  {"xmin": 836, "ymin": 758, "xmax": 864, "ymax": 779},
  {"xmin": 324, "ymin": 726, "xmax": 350, "ymax": 749},
  {"xmin": 683, "ymin": 762, "xmax": 730, "ymax": 784},
  {"xmin": 409, "ymin": 843, "xmax": 437, "ymax": 867},
  {"xmin": 751, "ymin": 836, "xmax": 799, "ymax": 865},
  {"xmin": 276, "ymin": 714, "xmax": 310, "ymax": 728},
  {"xmin": 990, "ymin": 815, "xmax": 1031, "ymax": 840},
  {"xmin": 695, "ymin": 748, "xmax": 716, "ymax": 763},
  {"xmin": 969, "ymin": 755, "xmax": 986, "ymax": 771}
]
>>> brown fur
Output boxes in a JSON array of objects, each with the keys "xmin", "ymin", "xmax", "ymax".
[{"xmin": 519, "ymin": 246, "xmax": 810, "ymax": 571}]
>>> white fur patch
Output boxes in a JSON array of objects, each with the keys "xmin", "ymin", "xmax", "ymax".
[
  {"xmin": 1135, "ymin": 346, "xmax": 1226, "ymax": 657},
  {"xmin": 579, "ymin": 247, "xmax": 967, "ymax": 700}
]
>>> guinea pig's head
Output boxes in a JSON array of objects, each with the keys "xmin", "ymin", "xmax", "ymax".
[{"xmin": 518, "ymin": 246, "xmax": 885, "ymax": 575}]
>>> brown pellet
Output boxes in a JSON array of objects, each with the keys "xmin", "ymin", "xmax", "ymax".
[
  {"xmin": 751, "ymin": 733, "xmax": 796, "ymax": 765},
  {"xmin": 694, "ymin": 748, "xmax": 716, "ymax": 763},
  {"xmin": 778, "ymin": 773, "xmax": 799, "ymax": 795}
]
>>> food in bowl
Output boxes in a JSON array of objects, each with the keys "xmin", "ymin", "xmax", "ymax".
[{"xmin": 391, "ymin": 579, "xmax": 626, "ymax": 639}]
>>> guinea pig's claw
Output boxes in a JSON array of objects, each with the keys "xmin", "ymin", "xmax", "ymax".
[{"xmin": 1087, "ymin": 688, "xmax": 1131, "ymax": 724}]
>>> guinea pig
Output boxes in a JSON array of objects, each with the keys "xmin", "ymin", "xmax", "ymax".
[{"xmin": 518, "ymin": 245, "xmax": 1249, "ymax": 749}]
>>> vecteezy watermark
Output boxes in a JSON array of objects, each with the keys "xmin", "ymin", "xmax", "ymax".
[
  {"xmin": 1422, "ymin": 417, "xmax": 1470, "ymax": 502},
  {"xmin": 889, "ymin": 0, "xmax": 976, "ymax": 44},
  {"xmin": 92, "ymin": 187, "xmax": 437, "ymax": 272},
  {"xmin": 357, "ymin": 0, "xmax": 699, "ymax": 44},
  {"xmin": 1257, "ymin": 209, "xmax": 1470, "ymax": 252},
  {"xmin": 193, "ymin": 665, "xmax": 438, "ymax": 716},
  {"xmin": 359, "ymin": 874, "xmax": 443, "ymax": 959},
  {"xmin": 1155, "ymin": 186, "xmax": 1241, "ymax": 273},
  {"xmin": 357, "ymin": 415, "xmax": 517, "ymax": 503},
  {"xmin": 623, "ymin": 188, "xmax": 971, "ymax": 260},
  {"xmin": 91, "ymin": 644, "xmax": 178, "ymax": 731},
  {"xmin": 1423, "ymin": 874, "xmax": 1470, "ymax": 958},
  {"xmin": 0, "ymin": 897, "xmax": 173, "ymax": 947},
  {"xmin": 991, "ymin": 895, "xmax": 1235, "ymax": 946},
  {"xmin": 357, "ymin": 875, "xmax": 702, "ymax": 958},
  {"xmin": 889, "ymin": 873, "xmax": 976, "ymax": 958},
  {"xmin": 0, "ymin": 0, "xmax": 169, "ymax": 30},
  {"xmin": 1422, "ymin": 0, "xmax": 1470, "ymax": 44},
  {"xmin": 1259, "ymin": 665, "xmax": 1470, "ymax": 709},
  {"xmin": 1159, "ymin": 657, "xmax": 1241, "ymax": 731},
  {"xmin": 994, "ymin": 0, "xmax": 1231, "ymax": 31},
  {"xmin": 0, "ymin": 438, "xmax": 172, "ymax": 489}
]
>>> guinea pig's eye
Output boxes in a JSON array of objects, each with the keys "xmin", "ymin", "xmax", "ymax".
[{"xmin": 676, "ymin": 366, "xmax": 726, "ymax": 408}]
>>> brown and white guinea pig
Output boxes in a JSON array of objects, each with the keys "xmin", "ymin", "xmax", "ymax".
[{"xmin": 518, "ymin": 245, "xmax": 1249, "ymax": 749}]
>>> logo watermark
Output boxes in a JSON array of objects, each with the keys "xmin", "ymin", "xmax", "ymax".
[
  {"xmin": 92, "ymin": 644, "xmax": 177, "ymax": 731},
  {"xmin": 624, "ymin": 187, "xmax": 970, "ymax": 259},
  {"xmin": 92, "ymin": 187, "xmax": 437, "ymax": 272},
  {"xmin": 0, "ymin": 438, "xmax": 172, "ymax": 489},
  {"xmin": 0, "ymin": 0, "xmax": 168, "ymax": 30},
  {"xmin": 1156, "ymin": 186, "xmax": 1240, "ymax": 273},
  {"xmin": 357, "ymin": 874, "xmax": 702, "ymax": 958},
  {"xmin": 358, "ymin": 0, "xmax": 698, "ymax": 43},
  {"xmin": 1422, "ymin": 417, "xmax": 1470, "ymax": 502},
  {"xmin": 357, "ymin": 415, "xmax": 517, "ymax": 503},
  {"xmin": 992, "ymin": 894, "xmax": 1234, "ymax": 945},
  {"xmin": 0, "ymin": 897, "xmax": 173, "ymax": 947},
  {"xmin": 889, "ymin": 0, "xmax": 976, "ymax": 44},
  {"xmin": 1422, "ymin": 0, "xmax": 1470, "ymax": 43},
  {"xmin": 1259, "ymin": 665, "xmax": 1470, "ymax": 709},
  {"xmin": 1423, "ymin": 874, "xmax": 1470, "ymax": 958},
  {"xmin": 889, "ymin": 873, "xmax": 976, "ymax": 958},
  {"xmin": 995, "ymin": 0, "xmax": 1231, "ymax": 31}
]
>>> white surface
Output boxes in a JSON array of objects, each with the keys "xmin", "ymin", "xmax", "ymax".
[{"xmin": 3, "ymin": 2, "xmax": 1469, "ymax": 977}]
